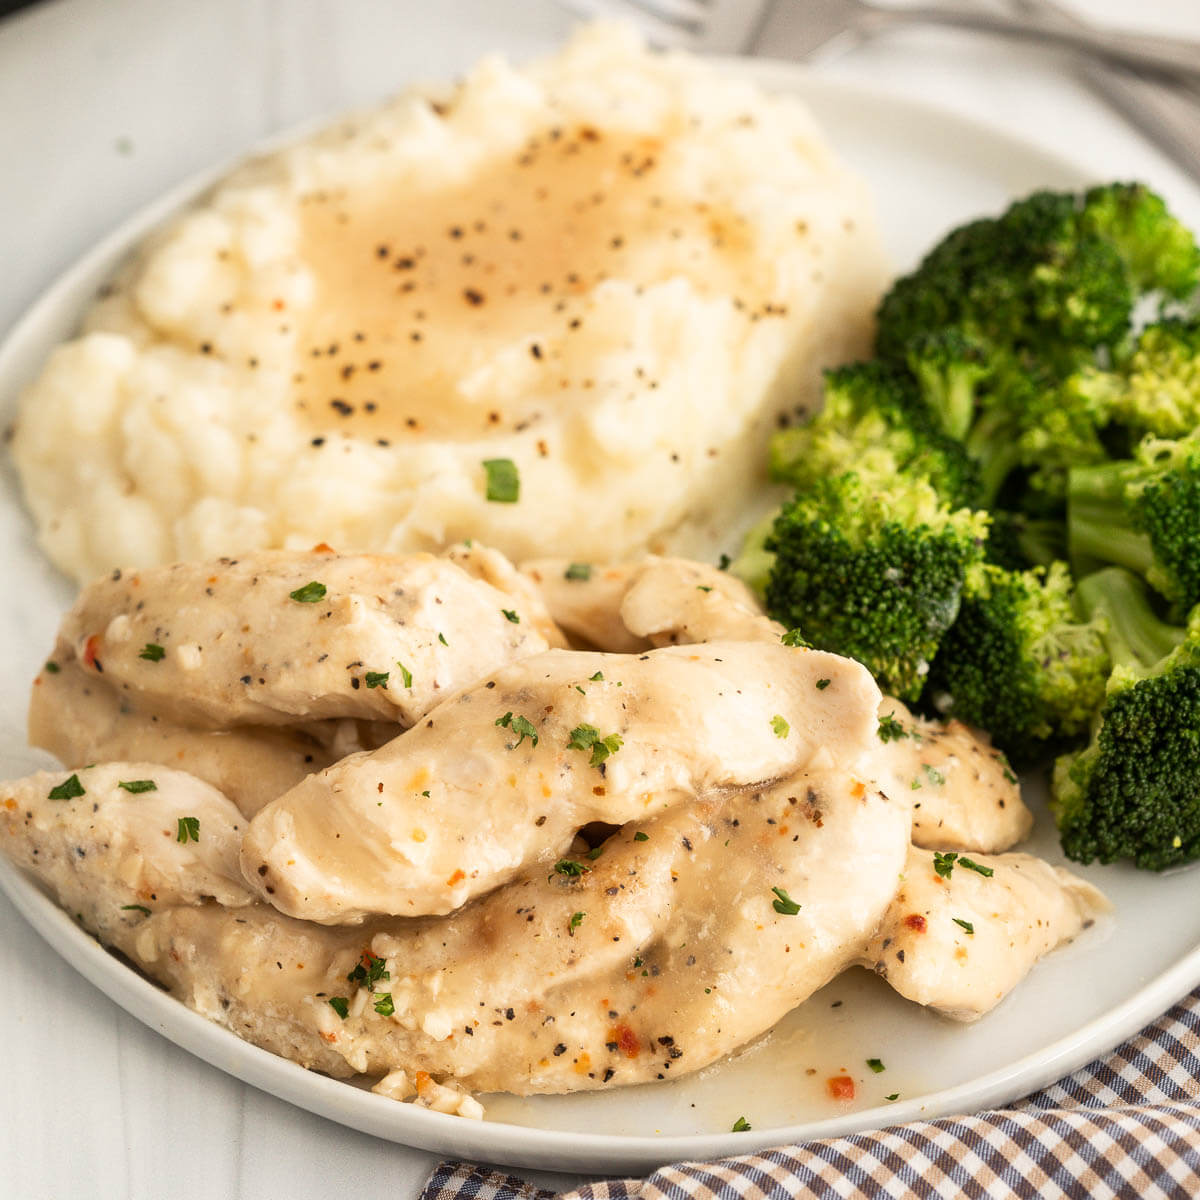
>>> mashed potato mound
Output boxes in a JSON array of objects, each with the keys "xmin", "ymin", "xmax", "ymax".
[{"xmin": 13, "ymin": 24, "xmax": 888, "ymax": 584}]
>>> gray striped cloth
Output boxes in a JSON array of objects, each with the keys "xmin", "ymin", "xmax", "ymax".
[{"xmin": 422, "ymin": 984, "xmax": 1200, "ymax": 1200}]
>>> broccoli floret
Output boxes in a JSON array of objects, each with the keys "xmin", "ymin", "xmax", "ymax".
[
  {"xmin": 1099, "ymin": 315, "xmax": 1200, "ymax": 438},
  {"xmin": 875, "ymin": 189, "xmax": 1138, "ymax": 368},
  {"xmin": 1012, "ymin": 363, "xmax": 1121, "ymax": 502},
  {"xmin": 876, "ymin": 186, "xmax": 1200, "ymax": 508},
  {"xmin": 1079, "ymin": 182, "xmax": 1200, "ymax": 300},
  {"xmin": 763, "ymin": 470, "xmax": 988, "ymax": 700},
  {"xmin": 925, "ymin": 561, "xmax": 1108, "ymax": 764},
  {"xmin": 1051, "ymin": 567, "xmax": 1200, "ymax": 870},
  {"xmin": 770, "ymin": 360, "xmax": 980, "ymax": 508},
  {"xmin": 1068, "ymin": 431, "xmax": 1200, "ymax": 615}
]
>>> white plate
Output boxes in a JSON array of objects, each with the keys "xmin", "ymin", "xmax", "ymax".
[{"xmin": 1, "ymin": 64, "xmax": 1199, "ymax": 1176}]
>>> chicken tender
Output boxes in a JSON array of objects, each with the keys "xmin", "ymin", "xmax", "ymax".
[
  {"xmin": 526, "ymin": 554, "xmax": 1033, "ymax": 853},
  {"xmin": 0, "ymin": 762, "xmax": 253, "ymax": 923},
  {"xmin": 3, "ymin": 763, "xmax": 910, "ymax": 1095},
  {"xmin": 59, "ymin": 548, "xmax": 558, "ymax": 729},
  {"xmin": 28, "ymin": 656, "xmax": 388, "ymax": 817},
  {"xmin": 870, "ymin": 697, "xmax": 1032, "ymax": 853},
  {"xmin": 522, "ymin": 555, "xmax": 781, "ymax": 650},
  {"xmin": 859, "ymin": 844, "xmax": 1108, "ymax": 1020},
  {"xmin": 241, "ymin": 640, "xmax": 882, "ymax": 922}
]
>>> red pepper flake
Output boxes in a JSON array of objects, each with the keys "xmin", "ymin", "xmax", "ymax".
[
  {"xmin": 827, "ymin": 1075, "xmax": 856, "ymax": 1101},
  {"xmin": 611, "ymin": 1023, "xmax": 641, "ymax": 1058},
  {"xmin": 903, "ymin": 913, "xmax": 928, "ymax": 933},
  {"xmin": 446, "ymin": 869, "xmax": 465, "ymax": 886},
  {"xmin": 310, "ymin": 542, "xmax": 336, "ymax": 554},
  {"xmin": 82, "ymin": 634, "xmax": 101, "ymax": 670}
]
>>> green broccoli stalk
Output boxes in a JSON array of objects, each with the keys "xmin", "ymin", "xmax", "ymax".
[
  {"xmin": 763, "ymin": 470, "xmax": 988, "ymax": 701},
  {"xmin": 984, "ymin": 509, "xmax": 1066, "ymax": 572},
  {"xmin": 1051, "ymin": 567, "xmax": 1200, "ymax": 870},
  {"xmin": 1068, "ymin": 431, "xmax": 1200, "ymax": 615},
  {"xmin": 925, "ymin": 561, "xmax": 1109, "ymax": 764},
  {"xmin": 725, "ymin": 507, "xmax": 776, "ymax": 600}
]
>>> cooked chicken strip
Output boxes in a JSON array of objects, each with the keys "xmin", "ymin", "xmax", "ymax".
[
  {"xmin": 0, "ymin": 763, "xmax": 253, "ymax": 921},
  {"xmin": 59, "ymin": 548, "xmax": 555, "ymax": 729},
  {"xmin": 241, "ymin": 640, "xmax": 883, "ymax": 922},
  {"xmin": 858, "ymin": 845, "xmax": 1108, "ymax": 1021},
  {"xmin": 27, "ymin": 657, "xmax": 367, "ymax": 817},
  {"xmin": 3, "ymin": 765, "xmax": 910, "ymax": 1095},
  {"xmin": 526, "ymin": 555, "xmax": 1033, "ymax": 854},
  {"xmin": 522, "ymin": 555, "xmax": 781, "ymax": 650},
  {"xmin": 445, "ymin": 543, "xmax": 567, "ymax": 650},
  {"xmin": 870, "ymin": 697, "xmax": 1032, "ymax": 853}
]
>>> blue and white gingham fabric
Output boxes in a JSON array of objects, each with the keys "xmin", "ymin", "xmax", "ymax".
[{"xmin": 422, "ymin": 985, "xmax": 1200, "ymax": 1200}]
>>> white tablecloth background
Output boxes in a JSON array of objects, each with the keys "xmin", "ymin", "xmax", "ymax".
[{"xmin": 2, "ymin": 1, "xmax": 1199, "ymax": 1196}]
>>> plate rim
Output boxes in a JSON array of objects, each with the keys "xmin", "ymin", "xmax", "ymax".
[{"xmin": 1, "ymin": 60, "xmax": 1197, "ymax": 1174}]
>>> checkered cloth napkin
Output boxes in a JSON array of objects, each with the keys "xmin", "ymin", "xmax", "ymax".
[{"xmin": 422, "ymin": 984, "xmax": 1200, "ymax": 1200}]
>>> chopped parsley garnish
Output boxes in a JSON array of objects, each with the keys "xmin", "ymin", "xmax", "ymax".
[
  {"xmin": 396, "ymin": 661, "xmax": 413, "ymax": 688},
  {"xmin": 815, "ymin": 678, "xmax": 831, "ymax": 690},
  {"xmin": 565, "ymin": 562, "xmax": 592, "ymax": 581},
  {"xmin": 365, "ymin": 671, "xmax": 389, "ymax": 689},
  {"xmin": 771, "ymin": 714, "xmax": 790, "ymax": 739},
  {"xmin": 553, "ymin": 858, "xmax": 589, "ymax": 878},
  {"xmin": 118, "ymin": 779, "xmax": 158, "ymax": 794},
  {"xmin": 585, "ymin": 845, "xmax": 605, "ymax": 860},
  {"xmin": 633, "ymin": 831, "xmax": 649, "ymax": 842},
  {"xmin": 496, "ymin": 711, "xmax": 538, "ymax": 748},
  {"xmin": 121, "ymin": 904, "xmax": 151, "ymax": 916},
  {"xmin": 780, "ymin": 628, "xmax": 810, "ymax": 647},
  {"xmin": 501, "ymin": 608, "xmax": 520, "ymax": 624},
  {"xmin": 771, "ymin": 886, "xmax": 801, "ymax": 916},
  {"xmin": 176, "ymin": 816, "xmax": 200, "ymax": 843},
  {"xmin": 732, "ymin": 1116, "xmax": 751, "ymax": 1132},
  {"xmin": 923, "ymin": 764, "xmax": 946, "ymax": 787},
  {"xmin": 139, "ymin": 643, "xmax": 165, "ymax": 662},
  {"xmin": 44, "ymin": 660, "xmax": 60, "ymax": 674},
  {"xmin": 569, "ymin": 911, "xmax": 585, "ymax": 932},
  {"xmin": 877, "ymin": 714, "xmax": 909, "ymax": 743},
  {"xmin": 885, "ymin": 1093, "xmax": 900, "ymax": 1102},
  {"xmin": 482, "ymin": 457, "xmax": 520, "ymax": 503},
  {"xmin": 438, "ymin": 632, "xmax": 449, "ymax": 646},
  {"xmin": 866, "ymin": 1058, "xmax": 886, "ymax": 1074},
  {"xmin": 347, "ymin": 951, "xmax": 390, "ymax": 989},
  {"xmin": 589, "ymin": 671, "xmax": 604, "ymax": 682},
  {"xmin": 933, "ymin": 851, "xmax": 959, "ymax": 879},
  {"xmin": 567, "ymin": 723, "xmax": 623, "ymax": 767},
  {"xmin": 696, "ymin": 585, "xmax": 713, "ymax": 593},
  {"xmin": 953, "ymin": 917, "xmax": 975, "ymax": 935},
  {"xmin": 717, "ymin": 553, "xmax": 731, "ymax": 570},
  {"xmin": 959, "ymin": 857, "xmax": 994, "ymax": 878},
  {"xmin": 373, "ymin": 993, "xmax": 395, "ymax": 1017},
  {"xmin": 48, "ymin": 774, "xmax": 85, "ymax": 801},
  {"xmin": 328, "ymin": 996, "xmax": 350, "ymax": 1019},
  {"xmin": 289, "ymin": 581, "xmax": 326, "ymax": 603},
  {"xmin": 934, "ymin": 851, "xmax": 993, "ymax": 880}
]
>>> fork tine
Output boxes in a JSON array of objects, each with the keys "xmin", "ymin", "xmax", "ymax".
[
  {"xmin": 558, "ymin": 0, "xmax": 706, "ymax": 47},
  {"xmin": 558, "ymin": 0, "xmax": 776, "ymax": 53}
]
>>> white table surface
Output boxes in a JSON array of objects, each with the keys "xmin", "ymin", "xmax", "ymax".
[{"xmin": 2, "ymin": 1, "xmax": 1199, "ymax": 1197}]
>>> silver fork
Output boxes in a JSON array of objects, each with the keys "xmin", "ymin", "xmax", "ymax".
[{"xmin": 562, "ymin": 0, "xmax": 1200, "ymax": 84}]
